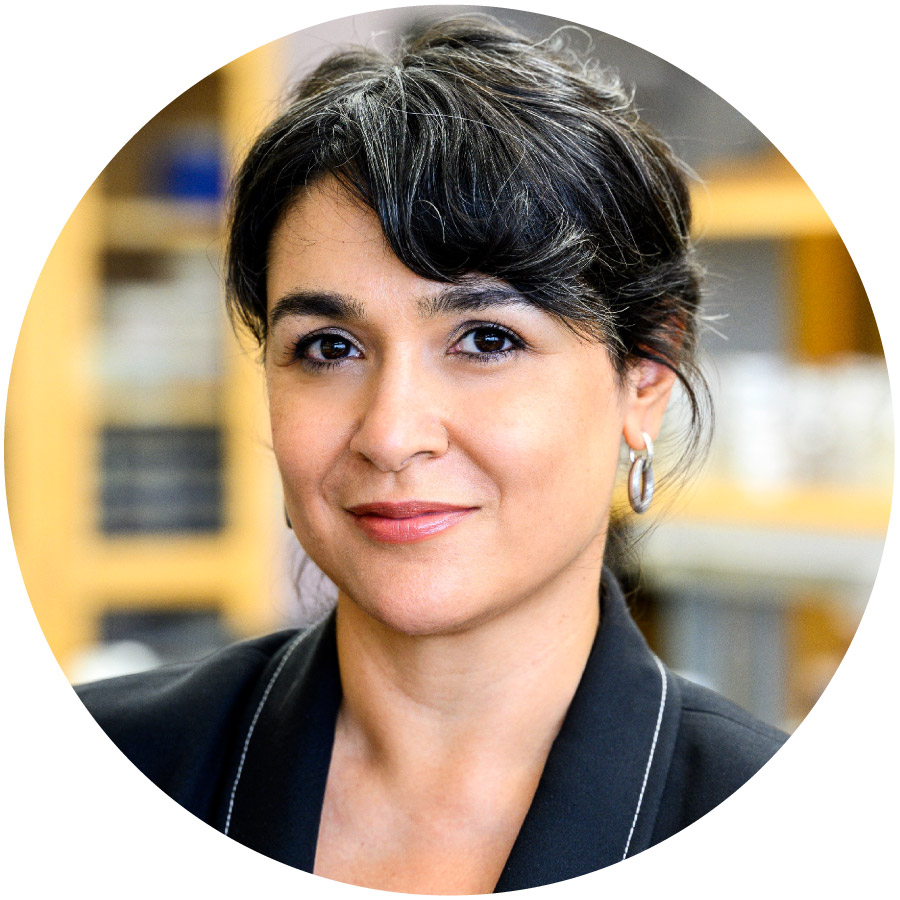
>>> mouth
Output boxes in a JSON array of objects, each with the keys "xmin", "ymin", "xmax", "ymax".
[{"xmin": 345, "ymin": 501, "xmax": 478, "ymax": 544}]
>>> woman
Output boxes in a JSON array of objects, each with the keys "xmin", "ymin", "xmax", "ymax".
[{"xmin": 78, "ymin": 18, "xmax": 786, "ymax": 893}]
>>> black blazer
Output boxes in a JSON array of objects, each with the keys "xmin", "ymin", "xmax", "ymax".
[{"xmin": 76, "ymin": 570, "xmax": 787, "ymax": 890}]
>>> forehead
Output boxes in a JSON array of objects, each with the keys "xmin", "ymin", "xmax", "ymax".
[{"xmin": 266, "ymin": 177, "xmax": 441, "ymax": 311}]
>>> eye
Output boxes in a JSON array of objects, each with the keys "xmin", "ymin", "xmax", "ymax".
[
  {"xmin": 289, "ymin": 330, "xmax": 363, "ymax": 368},
  {"xmin": 450, "ymin": 324, "xmax": 522, "ymax": 358},
  {"xmin": 310, "ymin": 334, "xmax": 360, "ymax": 360}
]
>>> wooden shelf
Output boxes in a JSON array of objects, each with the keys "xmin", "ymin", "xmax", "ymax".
[
  {"xmin": 78, "ymin": 535, "xmax": 262, "ymax": 597},
  {"xmin": 102, "ymin": 196, "xmax": 223, "ymax": 252},
  {"xmin": 7, "ymin": 43, "xmax": 285, "ymax": 673},
  {"xmin": 97, "ymin": 379, "xmax": 222, "ymax": 426},
  {"xmin": 634, "ymin": 478, "xmax": 892, "ymax": 536},
  {"xmin": 691, "ymin": 157, "xmax": 834, "ymax": 240}
]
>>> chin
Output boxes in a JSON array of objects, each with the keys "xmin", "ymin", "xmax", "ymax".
[{"xmin": 338, "ymin": 577, "xmax": 490, "ymax": 637}]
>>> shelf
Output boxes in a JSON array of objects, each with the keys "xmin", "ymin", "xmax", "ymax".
[
  {"xmin": 6, "ymin": 43, "xmax": 286, "ymax": 674},
  {"xmin": 641, "ymin": 478, "xmax": 892, "ymax": 536},
  {"xmin": 77, "ymin": 535, "xmax": 257, "ymax": 598},
  {"xmin": 691, "ymin": 158, "xmax": 834, "ymax": 240},
  {"xmin": 98, "ymin": 380, "xmax": 222, "ymax": 426},
  {"xmin": 53, "ymin": 531, "xmax": 282, "ymax": 648},
  {"xmin": 102, "ymin": 196, "xmax": 223, "ymax": 252},
  {"xmin": 639, "ymin": 520, "xmax": 885, "ymax": 598}
]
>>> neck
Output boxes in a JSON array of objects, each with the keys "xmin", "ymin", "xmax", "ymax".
[{"xmin": 333, "ymin": 566, "xmax": 603, "ymax": 785}]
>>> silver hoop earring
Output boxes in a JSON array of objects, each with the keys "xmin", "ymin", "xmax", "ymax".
[{"xmin": 628, "ymin": 432, "xmax": 655, "ymax": 514}]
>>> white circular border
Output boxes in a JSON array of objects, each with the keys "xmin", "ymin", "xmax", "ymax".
[{"xmin": 2, "ymin": 2, "xmax": 896, "ymax": 897}]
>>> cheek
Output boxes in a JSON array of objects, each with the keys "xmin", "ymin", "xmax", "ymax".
[
  {"xmin": 462, "ymin": 367, "xmax": 625, "ymax": 523},
  {"xmin": 267, "ymin": 378, "xmax": 346, "ymax": 509}
]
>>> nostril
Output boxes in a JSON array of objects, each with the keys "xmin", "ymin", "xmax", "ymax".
[
  {"xmin": 348, "ymin": 370, "xmax": 450, "ymax": 471},
  {"xmin": 350, "ymin": 414, "xmax": 450, "ymax": 473}
]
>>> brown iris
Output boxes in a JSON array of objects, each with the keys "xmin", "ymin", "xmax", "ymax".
[
  {"xmin": 319, "ymin": 336, "xmax": 352, "ymax": 359},
  {"xmin": 472, "ymin": 328, "xmax": 506, "ymax": 353}
]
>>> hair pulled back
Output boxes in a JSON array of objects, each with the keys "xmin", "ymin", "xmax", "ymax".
[{"xmin": 226, "ymin": 16, "xmax": 711, "ymax": 477}]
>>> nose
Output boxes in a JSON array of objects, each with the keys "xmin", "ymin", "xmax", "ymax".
[{"xmin": 348, "ymin": 356, "xmax": 450, "ymax": 472}]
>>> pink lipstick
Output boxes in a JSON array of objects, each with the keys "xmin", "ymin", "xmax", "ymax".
[{"xmin": 346, "ymin": 501, "xmax": 476, "ymax": 544}]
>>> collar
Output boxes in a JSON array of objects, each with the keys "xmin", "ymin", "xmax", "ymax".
[{"xmin": 221, "ymin": 569, "xmax": 682, "ymax": 889}]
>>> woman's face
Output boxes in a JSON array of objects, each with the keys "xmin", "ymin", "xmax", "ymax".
[{"xmin": 265, "ymin": 178, "xmax": 665, "ymax": 636}]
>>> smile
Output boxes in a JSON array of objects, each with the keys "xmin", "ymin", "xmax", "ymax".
[{"xmin": 346, "ymin": 501, "xmax": 477, "ymax": 544}]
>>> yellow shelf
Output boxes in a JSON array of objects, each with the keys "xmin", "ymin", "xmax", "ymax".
[
  {"xmin": 102, "ymin": 196, "xmax": 223, "ymax": 252},
  {"xmin": 97, "ymin": 379, "xmax": 223, "ymax": 426},
  {"xmin": 78, "ymin": 535, "xmax": 261, "ymax": 596},
  {"xmin": 7, "ymin": 42, "xmax": 285, "ymax": 674},
  {"xmin": 637, "ymin": 478, "xmax": 892, "ymax": 536},
  {"xmin": 691, "ymin": 157, "xmax": 834, "ymax": 240}
]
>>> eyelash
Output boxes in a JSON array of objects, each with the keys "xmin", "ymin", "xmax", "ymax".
[
  {"xmin": 287, "ymin": 329, "xmax": 362, "ymax": 371},
  {"xmin": 286, "ymin": 321, "xmax": 526, "ymax": 372},
  {"xmin": 449, "ymin": 321, "xmax": 526, "ymax": 365}
]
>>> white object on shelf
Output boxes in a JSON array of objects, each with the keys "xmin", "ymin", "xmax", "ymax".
[
  {"xmin": 99, "ymin": 254, "xmax": 224, "ymax": 387},
  {"xmin": 641, "ymin": 519, "xmax": 882, "ymax": 606}
]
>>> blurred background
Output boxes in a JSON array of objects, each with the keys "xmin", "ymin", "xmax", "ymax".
[{"xmin": 5, "ymin": 7, "xmax": 891, "ymax": 733}]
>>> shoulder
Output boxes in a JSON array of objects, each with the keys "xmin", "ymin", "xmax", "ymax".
[
  {"xmin": 75, "ymin": 628, "xmax": 302, "ymax": 818},
  {"xmin": 675, "ymin": 674, "xmax": 787, "ymax": 776},
  {"xmin": 652, "ymin": 672, "xmax": 788, "ymax": 844}
]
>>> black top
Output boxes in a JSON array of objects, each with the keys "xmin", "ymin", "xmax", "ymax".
[{"xmin": 76, "ymin": 570, "xmax": 787, "ymax": 890}]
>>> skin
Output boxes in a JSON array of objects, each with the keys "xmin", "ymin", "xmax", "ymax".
[{"xmin": 265, "ymin": 176, "xmax": 675, "ymax": 893}]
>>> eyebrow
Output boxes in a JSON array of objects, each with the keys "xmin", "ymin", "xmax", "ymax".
[
  {"xmin": 417, "ymin": 282, "xmax": 536, "ymax": 318},
  {"xmin": 269, "ymin": 291, "xmax": 368, "ymax": 328},
  {"xmin": 268, "ymin": 281, "xmax": 536, "ymax": 329}
]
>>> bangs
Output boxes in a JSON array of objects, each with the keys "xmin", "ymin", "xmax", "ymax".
[
  {"xmin": 285, "ymin": 57, "xmax": 611, "ymax": 341},
  {"xmin": 229, "ymin": 19, "xmax": 698, "ymax": 371}
]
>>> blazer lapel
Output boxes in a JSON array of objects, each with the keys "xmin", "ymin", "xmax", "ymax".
[
  {"xmin": 494, "ymin": 570, "xmax": 682, "ymax": 890},
  {"xmin": 220, "ymin": 611, "xmax": 341, "ymax": 871}
]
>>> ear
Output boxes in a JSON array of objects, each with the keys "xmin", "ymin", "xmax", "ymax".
[{"xmin": 622, "ymin": 359, "xmax": 678, "ymax": 451}]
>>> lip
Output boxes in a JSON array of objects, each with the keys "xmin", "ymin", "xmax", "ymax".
[{"xmin": 346, "ymin": 501, "xmax": 477, "ymax": 544}]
